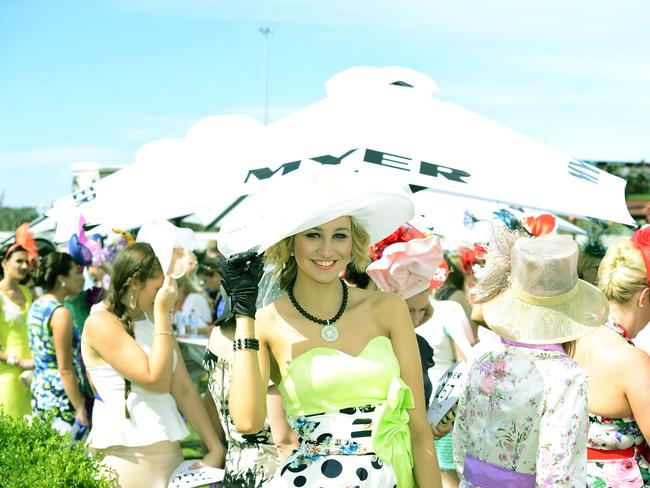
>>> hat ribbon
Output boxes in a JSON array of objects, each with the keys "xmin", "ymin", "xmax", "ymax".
[{"xmin": 512, "ymin": 282, "xmax": 579, "ymax": 307}]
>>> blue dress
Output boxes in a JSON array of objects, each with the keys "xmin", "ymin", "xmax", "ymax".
[{"xmin": 28, "ymin": 297, "xmax": 83, "ymax": 427}]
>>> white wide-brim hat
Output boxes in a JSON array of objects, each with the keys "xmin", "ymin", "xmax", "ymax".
[
  {"xmin": 482, "ymin": 234, "xmax": 609, "ymax": 344},
  {"xmin": 217, "ymin": 165, "xmax": 415, "ymax": 258},
  {"xmin": 136, "ymin": 219, "xmax": 196, "ymax": 277}
]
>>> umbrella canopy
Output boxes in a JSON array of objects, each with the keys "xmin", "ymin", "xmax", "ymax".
[
  {"xmin": 44, "ymin": 65, "xmax": 634, "ymax": 240},
  {"xmin": 220, "ymin": 66, "xmax": 633, "ymax": 226},
  {"xmin": 45, "ymin": 114, "xmax": 261, "ymax": 240},
  {"xmin": 410, "ymin": 189, "xmax": 587, "ymax": 250}
]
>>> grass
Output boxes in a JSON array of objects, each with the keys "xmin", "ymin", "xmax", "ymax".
[
  {"xmin": 627, "ymin": 194, "xmax": 650, "ymax": 201},
  {"xmin": 181, "ymin": 423, "xmax": 206, "ymax": 460}
]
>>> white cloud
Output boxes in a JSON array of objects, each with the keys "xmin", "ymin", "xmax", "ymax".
[
  {"xmin": 475, "ymin": 93, "xmax": 591, "ymax": 107},
  {"xmin": 512, "ymin": 56, "xmax": 650, "ymax": 86},
  {"xmin": 0, "ymin": 145, "xmax": 128, "ymax": 169},
  {"xmin": 109, "ymin": 0, "xmax": 650, "ymax": 41},
  {"xmin": 0, "ymin": 145, "xmax": 131, "ymax": 207},
  {"xmin": 219, "ymin": 103, "xmax": 303, "ymax": 123},
  {"xmin": 116, "ymin": 114, "xmax": 199, "ymax": 140}
]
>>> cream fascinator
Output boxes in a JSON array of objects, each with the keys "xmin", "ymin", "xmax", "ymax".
[{"xmin": 479, "ymin": 229, "xmax": 609, "ymax": 344}]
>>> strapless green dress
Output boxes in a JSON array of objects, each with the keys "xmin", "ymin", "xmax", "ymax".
[{"xmin": 267, "ymin": 335, "xmax": 416, "ymax": 487}]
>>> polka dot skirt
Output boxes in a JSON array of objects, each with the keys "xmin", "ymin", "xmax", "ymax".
[{"xmin": 263, "ymin": 406, "xmax": 397, "ymax": 487}]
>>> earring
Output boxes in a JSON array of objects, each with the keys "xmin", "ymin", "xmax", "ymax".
[
  {"xmin": 61, "ymin": 281, "xmax": 66, "ymax": 288},
  {"xmin": 290, "ymin": 250, "xmax": 295, "ymax": 257},
  {"xmin": 129, "ymin": 294, "xmax": 136, "ymax": 309}
]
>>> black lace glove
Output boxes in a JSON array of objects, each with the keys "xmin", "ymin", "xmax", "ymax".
[{"xmin": 221, "ymin": 250, "xmax": 265, "ymax": 319}]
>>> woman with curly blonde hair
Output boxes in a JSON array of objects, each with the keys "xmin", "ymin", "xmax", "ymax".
[{"xmin": 217, "ymin": 168, "xmax": 442, "ymax": 487}]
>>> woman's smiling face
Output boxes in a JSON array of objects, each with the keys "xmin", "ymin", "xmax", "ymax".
[
  {"xmin": 293, "ymin": 216, "xmax": 353, "ymax": 284},
  {"xmin": 2, "ymin": 250, "xmax": 29, "ymax": 282}
]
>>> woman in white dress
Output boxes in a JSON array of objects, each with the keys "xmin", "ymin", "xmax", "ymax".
[{"xmin": 82, "ymin": 221, "xmax": 225, "ymax": 488}]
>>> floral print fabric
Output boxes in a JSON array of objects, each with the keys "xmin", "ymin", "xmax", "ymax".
[
  {"xmin": 263, "ymin": 405, "xmax": 398, "ymax": 487},
  {"xmin": 204, "ymin": 349, "xmax": 280, "ymax": 487},
  {"xmin": 587, "ymin": 415, "xmax": 650, "ymax": 487},
  {"xmin": 453, "ymin": 339, "xmax": 588, "ymax": 487},
  {"xmin": 586, "ymin": 320, "xmax": 650, "ymax": 487},
  {"xmin": 27, "ymin": 298, "xmax": 83, "ymax": 426}
]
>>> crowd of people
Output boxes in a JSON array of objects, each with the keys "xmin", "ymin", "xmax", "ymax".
[{"xmin": 0, "ymin": 166, "xmax": 649, "ymax": 487}]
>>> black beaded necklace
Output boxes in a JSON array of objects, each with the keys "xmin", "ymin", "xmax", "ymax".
[{"xmin": 287, "ymin": 278, "xmax": 348, "ymax": 342}]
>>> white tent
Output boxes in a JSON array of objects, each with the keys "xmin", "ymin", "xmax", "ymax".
[{"xmin": 43, "ymin": 66, "xmax": 634, "ymax": 241}]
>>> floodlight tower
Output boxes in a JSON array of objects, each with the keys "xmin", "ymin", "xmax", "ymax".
[{"xmin": 259, "ymin": 27, "xmax": 274, "ymax": 125}]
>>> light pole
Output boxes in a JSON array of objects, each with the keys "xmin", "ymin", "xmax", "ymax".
[{"xmin": 259, "ymin": 27, "xmax": 274, "ymax": 125}]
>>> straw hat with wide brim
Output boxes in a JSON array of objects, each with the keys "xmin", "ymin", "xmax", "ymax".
[
  {"xmin": 482, "ymin": 234, "xmax": 609, "ymax": 344},
  {"xmin": 217, "ymin": 165, "xmax": 415, "ymax": 258}
]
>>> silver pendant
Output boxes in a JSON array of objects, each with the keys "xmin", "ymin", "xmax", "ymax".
[{"xmin": 320, "ymin": 324, "xmax": 339, "ymax": 342}]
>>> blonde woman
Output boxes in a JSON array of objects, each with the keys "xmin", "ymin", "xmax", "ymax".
[
  {"xmin": 218, "ymin": 170, "xmax": 442, "ymax": 488},
  {"xmin": 574, "ymin": 227, "xmax": 650, "ymax": 487}
]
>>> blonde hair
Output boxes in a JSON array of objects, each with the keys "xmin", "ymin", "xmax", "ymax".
[
  {"xmin": 177, "ymin": 274, "xmax": 204, "ymax": 296},
  {"xmin": 265, "ymin": 217, "xmax": 371, "ymax": 290},
  {"xmin": 577, "ymin": 249, "xmax": 603, "ymax": 285},
  {"xmin": 598, "ymin": 239, "xmax": 648, "ymax": 303}
]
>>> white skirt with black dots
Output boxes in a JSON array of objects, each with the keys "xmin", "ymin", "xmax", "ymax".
[{"xmin": 263, "ymin": 406, "xmax": 397, "ymax": 487}]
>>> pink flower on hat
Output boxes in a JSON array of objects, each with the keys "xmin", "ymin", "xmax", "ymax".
[{"xmin": 366, "ymin": 235, "xmax": 444, "ymax": 299}]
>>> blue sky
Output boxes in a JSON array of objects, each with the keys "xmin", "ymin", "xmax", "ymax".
[{"xmin": 1, "ymin": 0, "xmax": 649, "ymax": 208}]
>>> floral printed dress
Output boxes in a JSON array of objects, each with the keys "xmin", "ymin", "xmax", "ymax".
[
  {"xmin": 586, "ymin": 321, "xmax": 650, "ymax": 487},
  {"xmin": 453, "ymin": 338, "xmax": 589, "ymax": 487},
  {"xmin": 27, "ymin": 298, "xmax": 83, "ymax": 428},
  {"xmin": 204, "ymin": 349, "xmax": 281, "ymax": 487},
  {"xmin": 262, "ymin": 336, "xmax": 415, "ymax": 487}
]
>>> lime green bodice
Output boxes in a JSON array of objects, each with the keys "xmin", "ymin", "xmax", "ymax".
[{"xmin": 278, "ymin": 335, "xmax": 416, "ymax": 487}]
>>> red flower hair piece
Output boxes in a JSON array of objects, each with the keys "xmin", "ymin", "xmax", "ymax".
[
  {"xmin": 631, "ymin": 225, "xmax": 650, "ymax": 281},
  {"xmin": 460, "ymin": 244, "xmax": 486, "ymax": 274},
  {"xmin": 4, "ymin": 223, "xmax": 39, "ymax": 267},
  {"xmin": 369, "ymin": 224, "xmax": 426, "ymax": 261},
  {"xmin": 523, "ymin": 214, "xmax": 556, "ymax": 237}
]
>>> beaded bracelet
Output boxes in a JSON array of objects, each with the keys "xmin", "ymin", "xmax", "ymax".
[{"xmin": 233, "ymin": 338, "xmax": 260, "ymax": 351}]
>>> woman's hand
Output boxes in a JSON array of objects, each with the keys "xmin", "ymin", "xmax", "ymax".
[
  {"xmin": 18, "ymin": 358, "xmax": 34, "ymax": 370},
  {"xmin": 154, "ymin": 275, "xmax": 178, "ymax": 313},
  {"xmin": 189, "ymin": 448, "xmax": 225, "ymax": 469},
  {"xmin": 431, "ymin": 406, "xmax": 456, "ymax": 440},
  {"xmin": 221, "ymin": 250, "xmax": 265, "ymax": 318},
  {"xmin": 75, "ymin": 406, "xmax": 90, "ymax": 427}
]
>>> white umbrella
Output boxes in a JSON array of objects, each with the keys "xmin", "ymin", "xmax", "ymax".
[
  {"xmin": 44, "ymin": 65, "xmax": 634, "ymax": 239},
  {"xmin": 410, "ymin": 189, "xmax": 587, "ymax": 250},
  {"xmin": 214, "ymin": 66, "xmax": 633, "ymax": 226},
  {"xmin": 44, "ymin": 114, "xmax": 261, "ymax": 239}
]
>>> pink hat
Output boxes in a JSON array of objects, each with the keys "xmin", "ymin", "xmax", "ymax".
[{"xmin": 366, "ymin": 234, "xmax": 444, "ymax": 299}]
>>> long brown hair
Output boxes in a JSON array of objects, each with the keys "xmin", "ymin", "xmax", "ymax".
[{"xmin": 105, "ymin": 242, "xmax": 161, "ymax": 418}]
